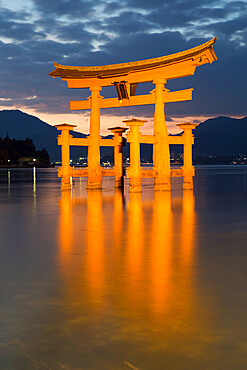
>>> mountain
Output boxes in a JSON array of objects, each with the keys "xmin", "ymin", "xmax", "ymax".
[
  {"xmin": 0, "ymin": 110, "xmax": 87, "ymax": 161},
  {"xmin": 1, "ymin": 110, "xmax": 247, "ymax": 162},
  {"xmin": 193, "ymin": 116, "xmax": 247, "ymax": 156}
]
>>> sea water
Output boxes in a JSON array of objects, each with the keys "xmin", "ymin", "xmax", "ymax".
[{"xmin": 0, "ymin": 167, "xmax": 247, "ymax": 369}]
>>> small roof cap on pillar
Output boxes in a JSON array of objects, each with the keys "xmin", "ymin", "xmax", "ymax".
[
  {"xmin": 54, "ymin": 123, "xmax": 77, "ymax": 130},
  {"xmin": 123, "ymin": 118, "xmax": 147, "ymax": 126},
  {"xmin": 176, "ymin": 122, "xmax": 199, "ymax": 130},
  {"xmin": 108, "ymin": 126, "xmax": 128, "ymax": 133}
]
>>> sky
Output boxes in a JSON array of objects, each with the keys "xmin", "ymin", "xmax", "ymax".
[{"xmin": 0, "ymin": 0, "xmax": 246, "ymax": 134}]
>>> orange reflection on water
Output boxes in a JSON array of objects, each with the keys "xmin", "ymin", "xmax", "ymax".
[
  {"xmin": 151, "ymin": 191, "xmax": 173, "ymax": 313},
  {"xmin": 57, "ymin": 186, "xmax": 197, "ymax": 329},
  {"xmin": 113, "ymin": 188, "xmax": 125, "ymax": 250},
  {"xmin": 58, "ymin": 191, "xmax": 73, "ymax": 262},
  {"xmin": 127, "ymin": 193, "xmax": 144, "ymax": 279},
  {"xmin": 181, "ymin": 190, "xmax": 195, "ymax": 263},
  {"xmin": 85, "ymin": 190, "xmax": 105, "ymax": 306}
]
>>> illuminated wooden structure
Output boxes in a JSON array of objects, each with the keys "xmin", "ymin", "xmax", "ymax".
[
  {"xmin": 54, "ymin": 123, "xmax": 127, "ymax": 190},
  {"xmin": 50, "ymin": 38, "xmax": 217, "ymax": 191},
  {"xmin": 123, "ymin": 119, "xmax": 199, "ymax": 192}
]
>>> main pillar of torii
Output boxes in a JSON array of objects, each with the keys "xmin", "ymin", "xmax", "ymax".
[{"xmin": 49, "ymin": 38, "xmax": 217, "ymax": 190}]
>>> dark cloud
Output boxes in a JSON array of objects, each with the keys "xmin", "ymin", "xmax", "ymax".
[
  {"xmin": 0, "ymin": 21, "xmax": 44, "ymax": 41},
  {"xmin": 201, "ymin": 16, "xmax": 247, "ymax": 39},
  {"xmin": 125, "ymin": 0, "xmax": 174, "ymax": 11},
  {"xmin": 33, "ymin": 0, "xmax": 95, "ymax": 18},
  {"xmin": 98, "ymin": 31, "xmax": 188, "ymax": 63},
  {"xmin": 145, "ymin": 0, "xmax": 247, "ymax": 32},
  {"xmin": 0, "ymin": 7, "xmax": 44, "ymax": 41},
  {"xmin": 102, "ymin": 2, "xmax": 125, "ymax": 13},
  {"xmin": 54, "ymin": 23, "xmax": 94, "ymax": 43},
  {"xmin": 0, "ymin": 6, "xmax": 29, "ymax": 21},
  {"xmin": 99, "ymin": 11, "xmax": 154, "ymax": 36}
]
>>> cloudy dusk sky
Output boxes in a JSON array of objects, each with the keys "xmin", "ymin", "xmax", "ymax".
[{"xmin": 0, "ymin": 0, "xmax": 246, "ymax": 134}]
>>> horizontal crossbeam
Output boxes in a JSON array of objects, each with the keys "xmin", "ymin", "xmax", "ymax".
[
  {"xmin": 58, "ymin": 136, "xmax": 121, "ymax": 147},
  {"xmin": 168, "ymin": 136, "xmax": 184, "ymax": 145},
  {"xmin": 69, "ymin": 88, "xmax": 193, "ymax": 110}
]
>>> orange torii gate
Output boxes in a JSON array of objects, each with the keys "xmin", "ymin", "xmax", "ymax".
[{"xmin": 49, "ymin": 37, "xmax": 217, "ymax": 191}]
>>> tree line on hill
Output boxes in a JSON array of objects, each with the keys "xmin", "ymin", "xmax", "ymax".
[{"xmin": 0, "ymin": 134, "xmax": 51, "ymax": 166}]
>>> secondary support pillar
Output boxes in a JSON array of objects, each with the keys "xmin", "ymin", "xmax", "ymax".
[
  {"xmin": 87, "ymin": 86, "xmax": 102, "ymax": 190},
  {"xmin": 153, "ymin": 79, "xmax": 171, "ymax": 191},
  {"xmin": 108, "ymin": 126, "xmax": 127, "ymax": 188},
  {"xmin": 55, "ymin": 123, "xmax": 76, "ymax": 190},
  {"xmin": 176, "ymin": 123, "xmax": 198, "ymax": 189},
  {"xmin": 124, "ymin": 118, "xmax": 146, "ymax": 193}
]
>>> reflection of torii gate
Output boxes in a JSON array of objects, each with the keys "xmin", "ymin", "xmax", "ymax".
[{"xmin": 49, "ymin": 37, "xmax": 217, "ymax": 191}]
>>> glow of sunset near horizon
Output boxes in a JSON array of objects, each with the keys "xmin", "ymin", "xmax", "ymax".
[{"xmin": 0, "ymin": 105, "xmax": 216, "ymax": 135}]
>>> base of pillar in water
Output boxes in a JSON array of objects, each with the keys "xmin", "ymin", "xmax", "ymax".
[
  {"xmin": 86, "ymin": 179, "xmax": 102, "ymax": 190},
  {"xmin": 61, "ymin": 176, "xmax": 72, "ymax": 191},
  {"xmin": 114, "ymin": 178, "xmax": 124, "ymax": 188},
  {"xmin": 154, "ymin": 177, "xmax": 171, "ymax": 191},
  {"xmin": 129, "ymin": 178, "xmax": 142, "ymax": 192},
  {"xmin": 183, "ymin": 178, "xmax": 194, "ymax": 190}
]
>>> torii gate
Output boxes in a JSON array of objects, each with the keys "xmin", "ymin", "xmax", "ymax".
[{"xmin": 49, "ymin": 37, "xmax": 217, "ymax": 191}]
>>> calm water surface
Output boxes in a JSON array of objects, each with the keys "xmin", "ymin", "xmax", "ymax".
[{"xmin": 0, "ymin": 167, "xmax": 247, "ymax": 369}]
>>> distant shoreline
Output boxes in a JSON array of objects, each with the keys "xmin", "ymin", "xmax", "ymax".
[
  {"xmin": 2, "ymin": 164, "xmax": 247, "ymax": 169},
  {"xmin": 0, "ymin": 165, "xmax": 54, "ymax": 168}
]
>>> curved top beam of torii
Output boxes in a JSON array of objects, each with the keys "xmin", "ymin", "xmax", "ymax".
[{"xmin": 49, "ymin": 38, "xmax": 217, "ymax": 88}]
